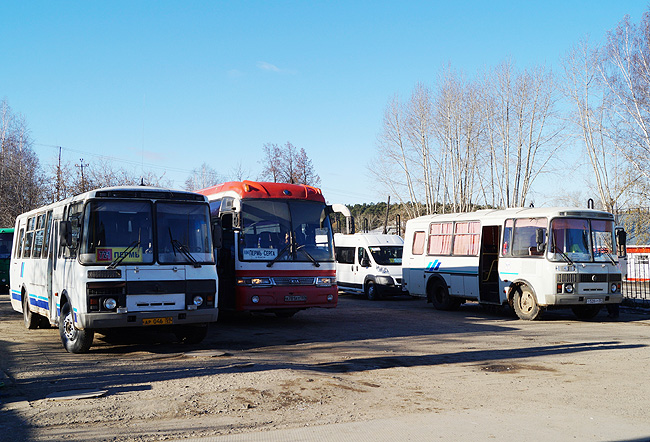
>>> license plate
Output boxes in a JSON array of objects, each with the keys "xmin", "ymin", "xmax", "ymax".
[
  {"xmin": 285, "ymin": 295, "xmax": 307, "ymax": 302},
  {"xmin": 143, "ymin": 317, "xmax": 173, "ymax": 326},
  {"xmin": 586, "ymin": 298, "xmax": 604, "ymax": 304}
]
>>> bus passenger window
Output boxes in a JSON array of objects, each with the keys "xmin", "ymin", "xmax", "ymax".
[{"xmin": 412, "ymin": 231, "xmax": 425, "ymax": 255}]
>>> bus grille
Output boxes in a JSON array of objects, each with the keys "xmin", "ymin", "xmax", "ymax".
[
  {"xmin": 272, "ymin": 277, "xmax": 315, "ymax": 286},
  {"xmin": 556, "ymin": 274, "xmax": 577, "ymax": 283},
  {"xmin": 580, "ymin": 274, "xmax": 608, "ymax": 283}
]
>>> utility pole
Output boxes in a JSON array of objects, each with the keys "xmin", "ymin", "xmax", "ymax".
[
  {"xmin": 56, "ymin": 146, "xmax": 62, "ymax": 201},
  {"xmin": 75, "ymin": 158, "xmax": 87, "ymax": 193}
]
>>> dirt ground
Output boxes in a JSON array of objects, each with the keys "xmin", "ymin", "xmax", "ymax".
[{"xmin": 2, "ymin": 293, "xmax": 650, "ymax": 441}]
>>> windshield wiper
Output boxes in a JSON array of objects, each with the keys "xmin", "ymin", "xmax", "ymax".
[
  {"xmin": 169, "ymin": 229, "xmax": 201, "ymax": 268},
  {"xmin": 551, "ymin": 244, "xmax": 574, "ymax": 265},
  {"xmin": 107, "ymin": 230, "xmax": 141, "ymax": 270},
  {"xmin": 266, "ymin": 243, "xmax": 291, "ymax": 268},
  {"xmin": 602, "ymin": 250, "xmax": 617, "ymax": 265},
  {"xmin": 296, "ymin": 244, "xmax": 320, "ymax": 267}
]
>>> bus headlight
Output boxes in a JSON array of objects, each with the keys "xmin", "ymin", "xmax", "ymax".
[
  {"xmin": 315, "ymin": 277, "xmax": 333, "ymax": 287},
  {"xmin": 251, "ymin": 295, "xmax": 260, "ymax": 304},
  {"xmin": 327, "ymin": 294, "xmax": 334, "ymax": 302},
  {"xmin": 564, "ymin": 283, "xmax": 574, "ymax": 294},
  {"xmin": 103, "ymin": 298, "xmax": 117, "ymax": 310},
  {"xmin": 193, "ymin": 295, "xmax": 204, "ymax": 307},
  {"xmin": 237, "ymin": 277, "xmax": 273, "ymax": 287},
  {"xmin": 611, "ymin": 283, "xmax": 619, "ymax": 293}
]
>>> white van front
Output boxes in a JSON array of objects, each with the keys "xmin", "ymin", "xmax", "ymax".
[{"xmin": 334, "ymin": 233, "xmax": 404, "ymax": 300}]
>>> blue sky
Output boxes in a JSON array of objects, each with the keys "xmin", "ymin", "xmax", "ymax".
[{"xmin": 1, "ymin": 1, "xmax": 647, "ymax": 205}]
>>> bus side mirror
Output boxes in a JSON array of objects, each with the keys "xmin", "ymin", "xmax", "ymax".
[
  {"xmin": 616, "ymin": 228, "xmax": 627, "ymax": 257},
  {"xmin": 212, "ymin": 219, "xmax": 223, "ymax": 250},
  {"xmin": 59, "ymin": 221, "xmax": 72, "ymax": 248},
  {"xmin": 361, "ymin": 257, "xmax": 371, "ymax": 268},
  {"xmin": 535, "ymin": 228, "xmax": 546, "ymax": 253}
]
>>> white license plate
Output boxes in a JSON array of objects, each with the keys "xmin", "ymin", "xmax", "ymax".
[
  {"xmin": 586, "ymin": 298, "xmax": 604, "ymax": 304},
  {"xmin": 285, "ymin": 295, "xmax": 307, "ymax": 302}
]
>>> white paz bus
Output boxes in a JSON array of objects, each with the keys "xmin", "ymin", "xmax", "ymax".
[
  {"xmin": 10, "ymin": 186, "xmax": 218, "ymax": 353},
  {"xmin": 402, "ymin": 207, "xmax": 626, "ymax": 320}
]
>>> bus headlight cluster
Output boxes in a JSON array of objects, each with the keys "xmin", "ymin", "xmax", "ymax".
[
  {"xmin": 564, "ymin": 283, "xmax": 574, "ymax": 294},
  {"xmin": 103, "ymin": 298, "xmax": 117, "ymax": 310},
  {"xmin": 327, "ymin": 294, "xmax": 334, "ymax": 302},
  {"xmin": 611, "ymin": 283, "xmax": 620, "ymax": 293},
  {"xmin": 193, "ymin": 295, "xmax": 204, "ymax": 307},
  {"xmin": 251, "ymin": 295, "xmax": 260, "ymax": 304},
  {"xmin": 237, "ymin": 277, "xmax": 273, "ymax": 287},
  {"xmin": 315, "ymin": 277, "xmax": 333, "ymax": 287}
]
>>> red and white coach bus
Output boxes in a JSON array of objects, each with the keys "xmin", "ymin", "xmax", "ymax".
[{"xmin": 197, "ymin": 181, "xmax": 337, "ymax": 317}]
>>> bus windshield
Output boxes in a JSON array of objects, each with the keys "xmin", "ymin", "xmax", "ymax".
[
  {"xmin": 549, "ymin": 218, "xmax": 616, "ymax": 263},
  {"xmin": 368, "ymin": 246, "xmax": 403, "ymax": 266},
  {"xmin": 239, "ymin": 199, "xmax": 334, "ymax": 263},
  {"xmin": 80, "ymin": 200, "xmax": 213, "ymax": 265}
]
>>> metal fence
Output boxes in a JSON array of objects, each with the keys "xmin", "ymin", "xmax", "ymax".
[{"xmin": 623, "ymin": 250, "xmax": 650, "ymax": 306}]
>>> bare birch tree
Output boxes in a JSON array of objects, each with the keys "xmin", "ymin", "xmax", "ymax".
[
  {"xmin": 0, "ymin": 99, "xmax": 45, "ymax": 226},
  {"xmin": 406, "ymin": 83, "xmax": 436, "ymax": 214},
  {"xmin": 259, "ymin": 142, "xmax": 321, "ymax": 186},
  {"xmin": 598, "ymin": 12, "xmax": 650, "ymax": 183},
  {"xmin": 562, "ymin": 38, "xmax": 632, "ymax": 214},
  {"xmin": 184, "ymin": 162, "xmax": 222, "ymax": 191},
  {"xmin": 372, "ymin": 94, "xmax": 421, "ymax": 218},
  {"xmin": 482, "ymin": 61, "xmax": 562, "ymax": 208}
]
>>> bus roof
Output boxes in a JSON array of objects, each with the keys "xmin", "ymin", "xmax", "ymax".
[
  {"xmin": 406, "ymin": 207, "xmax": 616, "ymax": 226},
  {"xmin": 196, "ymin": 181, "xmax": 326, "ymax": 203},
  {"xmin": 14, "ymin": 186, "xmax": 207, "ymax": 219}
]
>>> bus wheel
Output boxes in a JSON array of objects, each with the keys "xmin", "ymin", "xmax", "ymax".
[
  {"xmin": 513, "ymin": 286, "xmax": 542, "ymax": 320},
  {"xmin": 430, "ymin": 281, "xmax": 460, "ymax": 311},
  {"xmin": 175, "ymin": 324, "xmax": 209, "ymax": 345},
  {"xmin": 59, "ymin": 303, "xmax": 94, "ymax": 353},
  {"xmin": 23, "ymin": 294, "xmax": 39, "ymax": 330},
  {"xmin": 571, "ymin": 305, "xmax": 602, "ymax": 320},
  {"xmin": 365, "ymin": 281, "xmax": 379, "ymax": 301}
]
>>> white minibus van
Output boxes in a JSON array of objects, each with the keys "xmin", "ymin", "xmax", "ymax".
[{"xmin": 334, "ymin": 233, "xmax": 404, "ymax": 300}]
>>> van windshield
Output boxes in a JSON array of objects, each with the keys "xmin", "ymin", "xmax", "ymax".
[{"xmin": 368, "ymin": 246, "xmax": 403, "ymax": 266}]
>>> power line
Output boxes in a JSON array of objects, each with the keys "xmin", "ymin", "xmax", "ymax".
[{"xmin": 33, "ymin": 143, "xmax": 196, "ymax": 175}]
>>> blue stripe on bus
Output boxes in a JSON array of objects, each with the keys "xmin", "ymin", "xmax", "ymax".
[
  {"xmin": 10, "ymin": 290, "xmax": 21, "ymax": 301},
  {"xmin": 28, "ymin": 294, "xmax": 49, "ymax": 310}
]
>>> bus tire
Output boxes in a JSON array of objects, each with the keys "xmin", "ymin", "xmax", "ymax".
[
  {"xmin": 513, "ymin": 286, "xmax": 542, "ymax": 320},
  {"xmin": 175, "ymin": 324, "xmax": 209, "ymax": 345},
  {"xmin": 571, "ymin": 305, "xmax": 602, "ymax": 320},
  {"xmin": 429, "ymin": 280, "xmax": 460, "ymax": 311},
  {"xmin": 365, "ymin": 280, "xmax": 379, "ymax": 301},
  {"xmin": 59, "ymin": 303, "xmax": 94, "ymax": 353},
  {"xmin": 23, "ymin": 293, "xmax": 39, "ymax": 330}
]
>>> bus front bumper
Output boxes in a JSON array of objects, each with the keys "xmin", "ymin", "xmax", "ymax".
[
  {"xmin": 77, "ymin": 309, "xmax": 219, "ymax": 329},
  {"xmin": 542, "ymin": 293, "xmax": 623, "ymax": 306}
]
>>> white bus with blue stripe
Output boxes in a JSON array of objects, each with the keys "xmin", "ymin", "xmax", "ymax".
[
  {"xmin": 402, "ymin": 207, "xmax": 626, "ymax": 320},
  {"xmin": 10, "ymin": 186, "xmax": 218, "ymax": 353}
]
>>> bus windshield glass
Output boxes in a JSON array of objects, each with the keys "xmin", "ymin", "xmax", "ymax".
[
  {"xmin": 157, "ymin": 202, "xmax": 214, "ymax": 264},
  {"xmin": 239, "ymin": 200, "xmax": 334, "ymax": 263},
  {"xmin": 369, "ymin": 246, "xmax": 403, "ymax": 266},
  {"xmin": 80, "ymin": 200, "xmax": 154, "ymax": 265},
  {"xmin": 80, "ymin": 200, "xmax": 214, "ymax": 265},
  {"xmin": 549, "ymin": 218, "xmax": 616, "ymax": 263}
]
